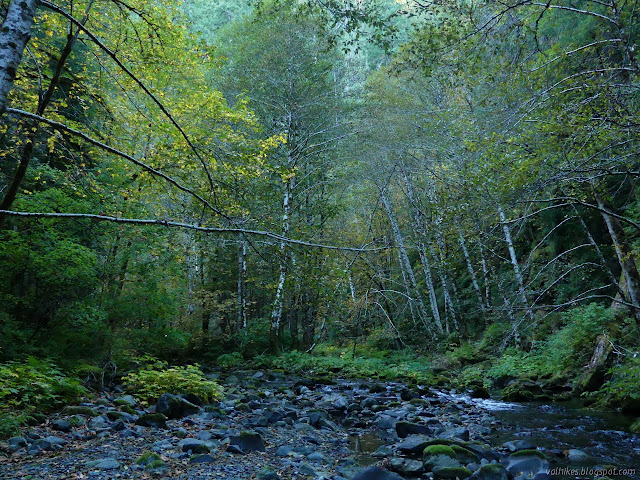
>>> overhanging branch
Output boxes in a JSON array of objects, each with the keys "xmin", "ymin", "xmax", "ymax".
[{"xmin": 0, "ymin": 210, "xmax": 386, "ymax": 252}]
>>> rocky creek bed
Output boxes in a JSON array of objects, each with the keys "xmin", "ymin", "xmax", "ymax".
[{"xmin": 1, "ymin": 371, "xmax": 639, "ymax": 480}]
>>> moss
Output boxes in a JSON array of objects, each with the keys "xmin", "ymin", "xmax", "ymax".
[
  {"xmin": 61, "ymin": 406, "xmax": 98, "ymax": 417},
  {"xmin": 136, "ymin": 452, "xmax": 161, "ymax": 465},
  {"xmin": 120, "ymin": 405, "xmax": 136, "ymax": 415},
  {"xmin": 510, "ymin": 449, "xmax": 546, "ymax": 459},
  {"xmin": 477, "ymin": 464, "xmax": 506, "ymax": 474},
  {"xmin": 451, "ymin": 445, "xmax": 479, "ymax": 461},
  {"xmin": 630, "ymin": 418, "xmax": 640, "ymax": 433},
  {"xmin": 424, "ymin": 445, "xmax": 457, "ymax": 459},
  {"xmin": 146, "ymin": 459, "xmax": 167, "ymax": 470}
]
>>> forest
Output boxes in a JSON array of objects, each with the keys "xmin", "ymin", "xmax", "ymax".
[{"xmin": 1, "ymin": 0, "xmax": 640, "ymax": 475}]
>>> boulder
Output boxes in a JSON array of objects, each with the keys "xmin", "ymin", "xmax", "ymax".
[
  {"xmin": 388, "ymin": 457, "xmax": 425, "ymax": 476},
  {"xmin": 178, "ymin": 438, "xmax": 210, "ymax": 454},
  {"xmin": 501, "ymin": 380, "xmax": 545, "ymax": 402},
  {"xmin": 395, "ymin": 421, "xmax": 431, "ymax": 438},
  {"xmin": 136, "ymin": 413, "xmax": 168, "ymax": 429},
  {"xmin": 396, "ymin": 435, "xmax": 433, "ymax": 456},
  {"xmin": 51, "ymin": 419, "xmax": 72, "ymax": 432},
  {"xmin": 88, "ymin": 416, "xmax": 110, "ymax": 430},
  {"xmin": 352, "ymin": 466, "xmax": 405, "ymax": 480},
  {"xmin": 156, "ymin": 393, "xmax": 199, "ymax": 419},
  {"xmin": 505, "ymin": 452, "xmax": 549, "ymax": 478},
  {"xmin": 229, "ymin": 431, "xmax": 265, "ymax": 452},
  {"xmin": 432, "ymin": 466, "xmax": 473, "ymax": 480},
  {"xmin": 470, "ymin": 464, "xmax": 509, "ymax": 480}
]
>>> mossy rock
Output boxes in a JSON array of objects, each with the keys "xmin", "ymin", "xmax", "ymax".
[
  {"xmin": 120, "ymin": 405, "xmax": 136, "ymax": 415},
  {"xmin": 409, "ymin": 398, "xmax": 428, "ymax": 405},
  {"xmin": 451, "ymin": 445, "xmax": 479, "ymax": 462},
  {"xmin": 235, "ymin": 402, "xmax": 251, "ymax": 412},
  {"xmin": 510, "ymin": 449, "xmax": 546, "ymax": 459},
  {"xmin": 424, "ymin": 445, "xmax": 457, "ymax": 459},
  {"xmin": 630, "ymin": 418, "xmax": 640, "ymax": 433},
  {"xmin": 136, "ymin": 452, "xmax": 161, "ymax": 466},
  {"xmin": 135, "ymin": 413, "xmax": 167, "ymax": 428},
  {"xmin": 146, "ymin": 459, "xmax": 167, "ymax": 470},
  {"xmin": 61, "ymin": 406, "xmax": 98, "ymax": 417},
  {"xmin": 388, "ymin": 401, "xmax": 401, "ymax": 408},
  {"xmin": 432, "ymin": 466, "xmax": 473, "ymax": 480}
]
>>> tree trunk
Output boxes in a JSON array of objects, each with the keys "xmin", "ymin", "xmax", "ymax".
[
  {"xmin": 1, "ymin": 2, "xmax": 92, "ymax": 226},
  {"xmin": 380, "ymin": 187, "xmax": 435, "ymax": 337},
  {"xmin": 400, "ymin": 167, "xmax": 444, "ymax": 334},
  {"xmin": 270, "ymin": 174, "xmax": 293, "ymax": 353},
  {"xmin": 237, "ymin": 238, "xmax": 247, "ymax": 331},
  {"xmin": 595, "ymin": 193, "xmax": 640, "ymax": 336},
  {"xmin": 457, "ymin": 224, "xmax": 487, "ymax": 316},
  {"xmin": 0, "ymin": 0, "xmax": 39, "ymax": 116},
  {"xmin": 498, "ymin": 204, "xmax": 534, "ymax": 326}
]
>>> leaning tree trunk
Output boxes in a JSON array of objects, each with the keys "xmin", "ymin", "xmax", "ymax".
[
  {"xmin": 456, "ymin": 223, "xmax": 487, "ymax": 316},
  {"xmin": 0, "ymin": 0, "xmax": 39, "ymax": 116},
  {"xmin": 380, "ymin": 187, "xmax": 435, "ymax": 337},
  {"xmin": 595, "ymin": 193, "xmax": 640, "ymax": 337},
  {"xmin": 1, "ymin": 2, "xmax": 92, "ymax": 227},
  {"xmin": 498, "ymin": 205, "xmax": 534, "ymax": 347},
  {"xmin": 400, "ymin": 167, "xmax": 444, "ymax": 334}
]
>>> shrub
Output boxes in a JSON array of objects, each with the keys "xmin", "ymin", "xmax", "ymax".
[{"xmin": 122, "ymin": 362, "xmax": 222, "ymax": 404}]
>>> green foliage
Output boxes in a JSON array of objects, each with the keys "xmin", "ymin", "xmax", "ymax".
[
  {"xmin": 543, "ymin": 304, "xmax": 616, "ymax": 371},
  {"xmin": 217, "ymin": 351, "xmax": 244, "ymax": 368},
  {"xmin": 0, "ymin": 357, "xmax": 85, "ymax": 438},
  {"xmin": 122, "ymin": 362, "xmax": 222, "ymax": 404},
  {"xmin": 0, "ymin": 357, "xmax": 86, "ymax": 413},
  {"xmin": 600, "ymin": 356, "xmax": 640, "ymax": 412},
  {"xmin": 253, "ymin": 345, "xmax": 435, "ymax": 384}
]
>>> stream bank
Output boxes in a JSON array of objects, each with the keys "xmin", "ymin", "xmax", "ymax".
[{"xmin": 1, "ymin": 370, "xmax": 638, "ymax": 480}]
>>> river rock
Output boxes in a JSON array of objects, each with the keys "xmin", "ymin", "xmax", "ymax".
[
  {"xmin": 156, "ymin": 393, "xmax": 199, "ymax": 419},
  {"xmin": 389, "ymin": 457, "xmax": 425, "ymax": 475},
  {"xmin": 229, "ymin": 431, "xmax": 265, "ymax": 452},
  {"xmin": 52, "ymin": 419, "xmax": 72, "ymax": 432},
  {"xmin": 106, "ymin": 410, "xmax": 135, "ymax": 423},
  {"xmin": 505, "ymin": 452, "xmax": 549, "ymax": 478},
  {"xmin": 432, "ymin": 466, "xmax": 473, "ymax": 480},
  {"xmin": 440, "ymin": 427, "xmax": 470, "ymax": 442},
  {"xmin": 395, "ymin": 420, "xmax": 431, "ymax": 438},
  {"xmin": 88, "ymin": 416, "xmax": 110, "ymax": 429},
  {"xmin": 8, "ymin": 436, "xmax": 27, "ymax": 448},
  {"xmin": 502, "ymin": 440, "xmax": 535, "ymax": 452},
  {"xmin": 136, "ymin": 413, "xmax": 168, "ymax": 428},
  {"xmin": 352, "ymin": 466, "xmax": 405, "ymax": 480},
  {"xmin": 114, "ymin": 395, "xmax": 137, "ymax": 407},
  {"xmin": 566, "ymin": 449, "xmax": 590, "ymax": 462},
  {"xmin": 396, "ymin": 435, "xmax": 433, "ymax": 456},
  {"xmin": 470, "ymin": 464, "xmax": 509, "ymax": 480},
  {"xmin": 87, "ymin": 458, "xmax": 120, "ymax": 470},
  {"xmin": 178, "ymin": 438, "xmax": 210, "ymax": 453},
  {"xmin": 189, "ymin": 454, "xmax": 216, "ymax": 464}
]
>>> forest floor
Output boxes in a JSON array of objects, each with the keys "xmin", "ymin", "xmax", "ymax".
[{"xmin": 1, "ymin": 370, "xmax": 638, "ymax": 480}]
